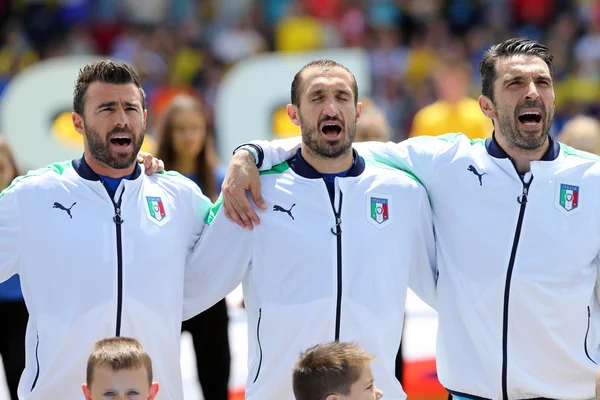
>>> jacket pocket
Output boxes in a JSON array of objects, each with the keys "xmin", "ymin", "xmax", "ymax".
[
  {"xmin": 30, "ymin": 333, "xmax": 40, "ymax": 392},
  {"xmin": 585, "ymin": 306, "xmax": 597, "ymax": 365},
  {"xmin": 253, "ymin": 308, "xmax": 263, "ymax": 383}
]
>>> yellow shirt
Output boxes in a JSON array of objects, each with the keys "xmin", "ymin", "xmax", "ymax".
[
  {"xmin": 275, "ymin": 16, "xmax": 323, "ymax": 53},
  {"xmin": 410, "ymin": 97, "xmax": 493, "ymax": 139}
]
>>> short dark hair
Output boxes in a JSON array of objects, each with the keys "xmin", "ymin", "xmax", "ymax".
[
  {"xmin": 291, "ymin": 59, "xmax": 359, "ymax": 107},
  {"xmin": 73, "ymin": 60, "xmax": 147, "ymax": 115},
  {"xmin": 478, "ymin": 38, "xmax": 554, "ymax": 101},
  {"xmin": 86, "ymin": 337, "xmax": 153, "ymax": 389},
  {"xmin": 292, "ymin": 342, "xmax": 375, "ymax": 400}
]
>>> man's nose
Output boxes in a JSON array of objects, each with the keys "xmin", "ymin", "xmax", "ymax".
[
  {"xmin": 324, "ymin": 98, "xmax": 340, "ymax": 116},
  {"xmin": 524, "ymin": 81, "xmax": 540, "ymax": 101},
  {"xmin": 114, "ymin": 107, "xmax": 129, "ymax": 127}
]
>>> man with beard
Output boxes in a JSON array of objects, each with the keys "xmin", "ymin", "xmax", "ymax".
[
  {"xmin": 183, "ymin": 59, "xmax": 437, "ymax": 399},
  {"xmin": 0, "ymin": 60, "xmax": 214, "ymax": 400},
  {"xmin": 222, "ymin": 39, "xmax": 600, "ymax": 399}
]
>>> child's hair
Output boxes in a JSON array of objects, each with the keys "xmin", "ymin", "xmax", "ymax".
[
  {"xmin": 292, "ymin": 342, "xmax": 375, "ymax": 400},
  {"xmin": 86, "ymin": 337, "xmax": 153, "ymax": 388}
]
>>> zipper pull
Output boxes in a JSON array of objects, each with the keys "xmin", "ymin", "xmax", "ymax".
[
  {"xmin": 113, "ymin": 205, "xmax": 124, "ymax": 224},
  {"xmin": 517, "ymin": 186, "xmax": 528, "ymax": 204},
  {"xmin": 330, "ymin": 216, "xmax": 342, "ymax": 235}
]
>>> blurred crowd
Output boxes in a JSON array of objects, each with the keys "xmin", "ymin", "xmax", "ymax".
[{"xmin": 0, "ymin": 0, "xmax": 598, "ymax": 144}]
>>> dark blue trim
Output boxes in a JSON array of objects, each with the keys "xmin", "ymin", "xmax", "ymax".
[
  {"xmin": 287, "ymin": 148, "xmax": 365, "ymax": 179},
  {"xmin": 501, "ymin": 177, "xmax": 533, "ymax": 400},
  {"xmin": 72, "ymin": 155, "xmax": 142, "ymax": 181},
  {"xmin": 113, "ymin": 190, "xmax": 124, "ymax": 337},
  {"xmin": 234, "ymin": 143, "xmax": 264, "ymax": 169},
  {"xmin": 332, "ymin": 192, "xmax": 343, "ymax": 340},
  {"xmin": 485, "ymin": 133, "xmax": 560, "ymax": 161},
  {"xmin": 253, "ymin": 308, "xmax": 263, "ymax": 383},
  {"xmin": 585, "ymin": 306, "xmax": 597, "ymax": 365},
  {"xmin": 30, "ymin": 333, "xmax": 40, "ymax": 392}
]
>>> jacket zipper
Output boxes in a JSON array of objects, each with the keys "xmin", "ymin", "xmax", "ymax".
[
  {"xmin": 253, "ymin": 308, "xmax": 263, "ymax": 383},
  {"xmin": 112, "ymin": 190, "xmax": 125, "ymax": 337},
  {"xmin": 330, "ymin": 191, "xmax": 343, "ymax": 340},
  {"xmin": 30, "ymin": 333, "xmax": 40, "ymax": 391},
  {"xmin": 585, "ymin": 306, "xmax": 597, "ymax": 364},
  {"xmin": 501, "ymin": 177, "xmax": 532, "ymax": 400}
]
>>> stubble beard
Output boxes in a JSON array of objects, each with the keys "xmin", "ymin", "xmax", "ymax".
[
  {"xmin": 85, "ymin": 124, "xmax": 144, "ymax": 170},
  {"xmin": 495, "ymin": 100, "xmax": 554, "ymax": 152},
  {"xmin": 300, "ymin": 113, "xmax": 356, "ymax": 160}
]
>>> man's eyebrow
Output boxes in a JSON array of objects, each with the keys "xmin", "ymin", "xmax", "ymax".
[
  {"xmin": 97, "ymin": 101, "xmax": 117, "ymax": 109},
  {"xmin": 96, "ymin": 101, "xmax": 140, "ymax": 109},
  {"xmin": 504, "ymin": 75, "xmax": 525, "ymax": 82}
]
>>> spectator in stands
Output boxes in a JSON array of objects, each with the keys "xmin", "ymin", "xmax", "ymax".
[
  {"xmin": 0, "ymin": 136, "xmax": 27, "ymax": 400},
  {"xmin": 409, "ymin": 59, "xmax": 493, "ymax": 139},
  {"xmin": 355, "ymin": 99, "xmax": 391, "ymax": 143},
  {"xmin": 155, "ymin": 94, "xmax": 230, "ymax": 400},
  {"xmin": 557, "ymin": 115, "xmax": 600, "ymax": 155}
]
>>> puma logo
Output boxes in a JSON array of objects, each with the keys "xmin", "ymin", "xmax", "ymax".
[
  {"xmin": 273, "ymin": 204, "xmax": 295, "ymax": 220},
  {"xmin": 53, "ymin": 202, "xmax": 76, "ymax": 219},
  {"xmin": 467, "ymin": 165, "xmax": 487, "ymax": 186}
]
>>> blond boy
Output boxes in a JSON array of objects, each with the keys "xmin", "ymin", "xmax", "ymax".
[{"xmin": 82, "ymin": 337, "xmax": 159, "ymax": 400}]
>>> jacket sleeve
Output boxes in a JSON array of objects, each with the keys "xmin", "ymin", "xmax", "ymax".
[
  {"xmin": 248, "ymin": 137, "xmax": 302, "ymax": 171},
  {"xmin": 407, "ymin": 185, "xmax": 438, "ymax": 310},
  {"xmin": 0, "ymin": 187, "xmax": 20, "ymax": 283},
  {"xmin": 188, "ymin": 179, "xmax": 213, "ymax": 244},
  {"xmin": 250, "ymin": 135, "xmax": 447, "ymax": 185},
  {"xmin": 182, "ymin": 196, "xmax": 252, "ymax": 320},
  {"xmin": 352, "ymin": 136, "xmax": 453, "ymax": 190}
]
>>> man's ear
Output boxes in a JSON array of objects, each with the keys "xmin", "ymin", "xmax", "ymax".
[
  {"xmin": 287, "ymin": 104, "xmax": 301, "ymax": 127},
  {"xmin": 325, "ymin": 394, "xmax": 340, "ymax": 400},
  {"xmin": 356, "ymin": 101, "xmax": 363, "ymax": 123},
  {"xmin": 82, "ymin": 383, "xmax": 92, "ymax": 400},
  {"xmin": 148, "ymin": 382, "xmax": 159, "ymax": 400},
  {"xmin": 478, "ymin": 95, "xmax": 497, "ymax": 120},
  {"xmin": 72, "ymin": 112, "xmax": 85, "ymax": 136}
]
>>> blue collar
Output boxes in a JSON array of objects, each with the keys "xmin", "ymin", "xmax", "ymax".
[
  {"xmin": 72, "ymin": 155, "xmax": 142, "ymax": 181},
  {"xmin": 485, "ymin": 132, "xmax": 560, "ymax": 161},
  {"xmin": 287, "ymin": 148, "xmax": 366, "ymax": 179}
]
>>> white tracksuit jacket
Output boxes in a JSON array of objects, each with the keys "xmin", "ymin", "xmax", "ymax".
[
  {"xmin": 256, "ymin": 133, "xmax": 600, "ymax": 400},
  {"xmin": 0, "ymin": 157, "xmax": 213, "ymax": 400},
  {"xmin": 184, "ymin": 149, "xmax": 437, "ymax": 400}
]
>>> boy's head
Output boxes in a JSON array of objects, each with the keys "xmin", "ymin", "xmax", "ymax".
[
  {"xmin": 82, "ymin": 337, "xmax": 159, "ymax": 400},
  {"xmin": 293, "ymin": 342, "xmax": 384, "ymax": 400}
]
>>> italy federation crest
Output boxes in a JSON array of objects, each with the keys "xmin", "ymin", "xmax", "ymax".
[
  {"xmin": 370, "ymin": 196, "xmax": 389, "ymax": 226},
  {"xmin": 559, "ymin": 184, "xmax": 579, "ymax": 212},
  {"xmin": 555, "ymin": 182, "xmax": 581, "ymax": 216},
  {"xmin": 146, "ymin": 196, "xmax": 166, "ymax": 222}
]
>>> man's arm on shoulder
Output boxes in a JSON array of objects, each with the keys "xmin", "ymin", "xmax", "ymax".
[
  {"xmin": 246, "ymin": 137, "xmax": 302, "ymax": 171},
  {"xmin": 0, "ymin": 187, "xmax": 21, "ymax": 283},
  {"xmin": 353, "ymin": 135, "xmax": 451, "ymax": 189},
  {"xmin": 407, "ymin": 184, "xmax": 437, "ymax": 309},
  {"xmin": 183, "ymin": 195, "xmax": 252, "ymax": 320}
]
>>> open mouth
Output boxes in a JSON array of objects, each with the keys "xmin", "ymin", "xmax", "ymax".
[
  {"xmin": 109, "ymin": 135, "xmax": 133, "ymax": 148},
  {"xmin": 320, "ymin": 122, "xmax": 342, "ymax": 137},
  {"xmin": 517, "ymin": 111, "xmax": 542, "ymax": 126}
]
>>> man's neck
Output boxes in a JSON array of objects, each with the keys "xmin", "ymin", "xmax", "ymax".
[
  {"xmin": 84, "ymin": 153, "xmax": 136, "ymax": 178},
  {"xmin": 300, "ymin": 145, "xmax": 353, "ymax": 174},
  {"xmin": 495, "ymin": 132, "xmax": 550, "ymax": 174}
]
